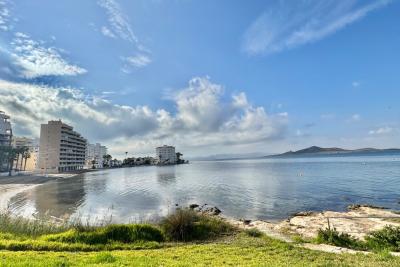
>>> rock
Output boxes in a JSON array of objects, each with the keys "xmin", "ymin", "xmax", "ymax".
[
  {"xmin": 189, "ymin": 204, "xmax": 199, "ymax": 209},
  {"xmin": 210, "ymin": 206, "xmax": 221, "ymax": 215},
  {"xmin": 293, "ymin": 211, "xmax": 315, "ymax": 217},
  {"xmin": 242, "ymin": 219, "xmax": 252, "ymax": 225},
  {"xmin": 347, "ymin": 204, "xmax": 386, "ymax": 210}
]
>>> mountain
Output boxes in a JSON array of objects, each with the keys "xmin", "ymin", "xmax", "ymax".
[{"xmin": 267, "ymin": 146, "xmax": 400, "ymax": 158}]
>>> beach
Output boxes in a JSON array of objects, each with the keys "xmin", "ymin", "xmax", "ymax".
[{"xmin": 0, "ymin": 173, "xmax": 81, "ymax": 211}]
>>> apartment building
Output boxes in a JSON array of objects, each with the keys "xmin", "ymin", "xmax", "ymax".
[
  {"xmin": 85, "ymin": 143, "xmax": 108, "ymax": 168},
  {"xmin": 156, "ymin": 145, "xmax": 177, "ymax": 164},
  {"xmin": 39, "ymin": 120, "xmax": 87, "ymax": 173},
  {"xmin": 0, "ymin": 111, "xmax": 12, "ymax": 147}
]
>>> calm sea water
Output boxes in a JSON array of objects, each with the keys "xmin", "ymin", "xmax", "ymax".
[{"xmin": 6, "ymin": 154, "xmax": 400, "ymax": 222}]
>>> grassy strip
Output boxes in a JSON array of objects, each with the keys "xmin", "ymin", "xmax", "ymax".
[{"xmin": 0, "ymin": 234, "xmax": 399, "ymax": 266}]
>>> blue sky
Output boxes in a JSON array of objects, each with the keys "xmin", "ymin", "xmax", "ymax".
[{"xmin": 0, "ymin": 0, "xmax": 399, "ymax": 157}]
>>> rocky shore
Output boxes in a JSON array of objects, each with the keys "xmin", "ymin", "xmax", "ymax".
[{"xmin": 227, "ymin": 205, "xmax": 400, "ymax": 241}]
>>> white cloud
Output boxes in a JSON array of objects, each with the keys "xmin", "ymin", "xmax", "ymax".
[
  {"xmin": 101, "ymin": 26, "xmax": 117, "ymax": 38},
  {"xmin": 9, "ymin": 32, "xmax": 87, "ymax": 78},
  {"xmin": 98, "ymin": 0, "xmax": 138, "ymax": 45},
  {"xmin": 243, "ymin": 0, "xmax": 391, "ymax": 55},
  {"xmin": 0, "ymin": 77, "xmax": 287, "ymax": 156},
  {"xmin": 98, "ymin": 0, "xmax": 152, "ymax": 69},
  {"xmin": 368, "ymin": 126, "xmax": 393, "ymax": 135},
  {"xmin": 0, "ymin": 0, "xmax": 10, "ymax": 31},
  {"xmin": 124, "ymin": 54, "xmax": 152, "ymax": 68},
  {"xmin": 352, "ymin": 81, "xmax": 361, "ymax": 87},
  {"xmin": 349, "ymin": 114, "xmax": 361, "ymax": 122}
]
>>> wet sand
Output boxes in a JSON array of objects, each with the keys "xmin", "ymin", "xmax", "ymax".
[{"xmin": 0, "ymin": 173, "xmax": 81, "ymax": 210}]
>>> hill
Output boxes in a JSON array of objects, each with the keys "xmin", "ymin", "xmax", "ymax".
[{"xmin": 268, "ymin": 146, "xmax": 400, "ymax": 158}]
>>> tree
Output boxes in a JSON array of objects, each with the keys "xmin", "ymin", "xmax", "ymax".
[
  {"xmin": 91, "ymin": 159, "xmax": 96, "ymax": 169},
  {"xmin": 19, "ymin": 147, "xmax": 29, "ymax": 171},
  {"xmin": 103, "ymin": 154, "xmax": 112, "ymax": 167},
  {"xmin": 23, "ymin": 150, "xmax": 31, "ymax": 171},
  {"xmin": 176, "ymin": 152, "xmax": 183, "ymax": 164},
  {"xmin": 5, "ymin": 147, "xmax": 17, "ymax": 176}
]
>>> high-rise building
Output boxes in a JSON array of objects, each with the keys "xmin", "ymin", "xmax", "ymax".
[
  {"xmin": 85, "ymin": 143, "xmax": 108, "ymax": 168},
  {"xmin": 156, "ymin": 145, "xmax": 177, "ymax": 164},
  {"xmin": 39, "ymin": 120, "xmax": 87, "ymax": 173},
  {"xmin": 0, "ymin": 111, "xmax": 12, "ymax": 147}
]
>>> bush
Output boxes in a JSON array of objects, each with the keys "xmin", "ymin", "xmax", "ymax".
[
  {"xmin": 244, "ymin": 228, "xmax": 263, "ymax": 238},
  {"xmin": 160, "ymin": 208, "xmax": 235, "ymax": 241},
  {"xmin": 43, "ymin": 224, "xmax": 164, "ymax": 244},
  {"xmin": 365, "ymin": 226, "xmax": 400, "ymax": 252},
  {"xmin": 316, "ymin": 228, "xmax": 365, "ymax": 250}
]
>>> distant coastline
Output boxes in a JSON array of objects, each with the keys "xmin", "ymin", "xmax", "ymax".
[
  {"xmin": 265, "ymin": 146, "xmax": 400, "ymax": 158},
  {"xmin": 191, "ymin": 146, "xmax": 400, "ymax": 161}
]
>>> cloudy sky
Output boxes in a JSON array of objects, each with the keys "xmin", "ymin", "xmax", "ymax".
[{"xmin": 0, "ymin": 0, "xmax": 399, "ymax": 157}]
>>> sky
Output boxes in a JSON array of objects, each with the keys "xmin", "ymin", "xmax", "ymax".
[{"xmin": 0, "ymin": 0, "xmax": 399, "ymax": 158}]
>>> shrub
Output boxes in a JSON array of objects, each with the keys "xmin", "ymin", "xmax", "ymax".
[
  {"xmin": 160, "ymin": 208, "xmax": 235, "ymax": 241},
  {"xmin": 244, "ymin": 228, "xmax": 263, "ymax": 238},
  {"xmin": 365, "ymin": 226, "xmax": 400, "ymax": 252},
  {"xmin": 43, "ymin": 224, "xmax": 164, "ymax": 244},
  {"xmin": 316, "ymin": 228, "xmax": 365, "ymax": 250}
]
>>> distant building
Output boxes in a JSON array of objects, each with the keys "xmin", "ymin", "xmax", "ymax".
[
  {"xmin": 12, "ymin": 136, "xmax": 39, "ymax": 171},
  {"xmin": 0, "ymin": 111, "xmax": 12, "ymax": 147},
  {"xmin": 0, "ymin": 111, "xmax": 12, "ymax": 172},
  {"xmin": 156, "ymin": 145, "xmax": 177, "ymax": 164},
  {"xmin": 39, "ymin": 120, "xmax": 87, "ymax": 173},
  {"xmin": 85, "ymin": 143, "xmax": 108, "ymax": 169}
]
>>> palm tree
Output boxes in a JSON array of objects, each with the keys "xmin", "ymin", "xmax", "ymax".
[
  {"xmin": 19, "ymin": 147, "xmax": 29, "ymax": 171},
  {"xmin": 7, "ymin": 147, "xmax": 17, "ymax": 176},
  {"xmin": 23, "ymin": 150, "xmax": 31, "ymax": 171}
]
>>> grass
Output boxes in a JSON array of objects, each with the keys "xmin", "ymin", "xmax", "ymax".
[
  {"xmin": 315, "ymin": 228, "xmax": 366, "ymax": 250},
  {"xmin": 43, "ymin": 224, "xmax": 164, "ymax": 244},
  {"xmin": 1, "ymin": 211, "xmax": 400, "ymax": 266},
  {"xmin": 0, "ymin": 212, "xmax": 69, "ymax": 238},
  {"xmin": 316, "ymin": 226, "xmax": 400, "ymax": 252},
  {"xmin": 160, "ymin": 208, "xmax": 235, "ymax": 241},
  {"xmin": 1, "ymin": 234, "xmax": 400, "ymax": 266}
]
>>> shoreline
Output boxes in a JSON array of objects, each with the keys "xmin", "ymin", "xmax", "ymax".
[{"xmin": 0, "ymin": 172, "xmax": 85, "ymax": 211}]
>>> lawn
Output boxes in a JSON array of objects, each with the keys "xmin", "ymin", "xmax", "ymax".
[
  {"xmin": 1, "ymin": 209, "xmax": 400, "ymax": 266},
  {"xmin": 1, "ymin": 234, "xmax": 400, "ymax": 266}
]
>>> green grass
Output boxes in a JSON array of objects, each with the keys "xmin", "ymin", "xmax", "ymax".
[
  {"xmin": 0, "ymin": 234, "xmax": 400, "ymax": 266},
  {"xmin": 43, "ymin": 224, "xmax": 164, "ymax": 244},
  {"xmin": 160, "ymin": 208, "xmax": 235, "ymax": 241},
  {"xmin": 316, "ymin": 226, "xmax": 400, "ymax": 252},
  {"xmin": 1, "ymin": 212, "xmax": 400, "ymax": 266}
]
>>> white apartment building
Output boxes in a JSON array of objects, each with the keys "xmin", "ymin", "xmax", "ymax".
[
  {"xmin": 0, "ymin": 111, "xmax": 12, "ymax": 147},
  {"xmin": 39, "ymin": 120, "xmax": 87, "ymax": 173},
  {"xmin": 156, "ymin": 145, "xmax": 177, "ymax": 164},
  {"xmin": 85, "ymin": 143, "xmax": 108, "ymax": 168}
]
